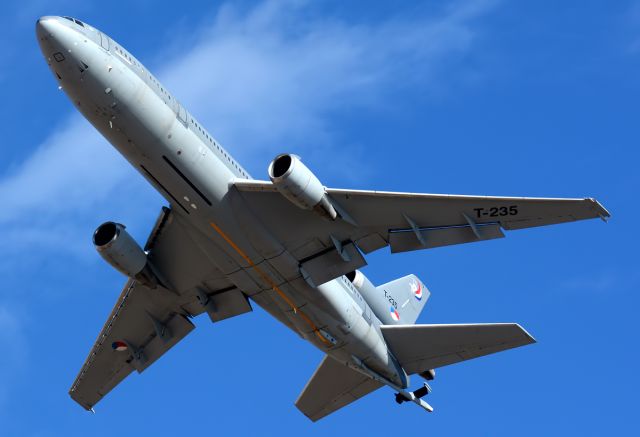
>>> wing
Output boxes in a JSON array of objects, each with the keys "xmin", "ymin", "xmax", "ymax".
[
  {"xmin": 380, "ymin": 323, "xmax": 535, "ymax": 375},
  {"xmin": 69, "ymin": 207, "xmax": 252, "ymax": 411},
  {"xmin": 234, "ymin": 180, "xmax": 610, "ymax": 284},
  {"xmin": 295, "ymin": 355, "xmax": 382, "ymax": 422}
]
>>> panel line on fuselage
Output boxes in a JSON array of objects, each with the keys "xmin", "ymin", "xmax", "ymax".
[
  {"xmin": 208, "ymin": 221, "xmax": 332, "ymax": 346},
  {"xmin": 162, "ymin": 155, "xmax": 212, "ymax": 206},
  {"xmin": 140, "ymin": 165, "xmax": 190, "ymax": 214}
]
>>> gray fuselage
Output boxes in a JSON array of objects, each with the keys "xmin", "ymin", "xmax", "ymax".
[{"xmin": 36, "ymin": 16, "xmax": 408, "ymax": 388}]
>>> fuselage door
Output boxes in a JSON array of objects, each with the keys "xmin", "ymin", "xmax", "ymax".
[
  {"xmin": 99, "ymin": 33, "xmax": 110, "ymax": 51},
  {"xmin": 177, "ymin": 103, "xmax": 188, "ymax": 127}
]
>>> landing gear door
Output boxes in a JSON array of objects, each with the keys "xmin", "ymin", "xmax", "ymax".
[{"xmin": 99, "ymin": 33, "xmax": 109, "ymax": 51}]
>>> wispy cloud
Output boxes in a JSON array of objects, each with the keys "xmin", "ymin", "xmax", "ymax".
[
  {"xmin": 163, "ymin": 0, "xmax": 497, "ymax": 167},
  {"xmin": 0, "ymin": 304, "xmax": 27, "ymax": 407},
  {"xmin": 0, "ymin": 0, "xmax": 496, "ymax": 263},
  {"xmin": 0, "ymin": 116, "xmax": 157, "ymax": 268},
  {"xmin": 621, "ymin": 0, "xmax": 640, "ymax": 54},
  {"xmin": 559, "ymin": 269, "xmax": 639, "ymax": 295}
]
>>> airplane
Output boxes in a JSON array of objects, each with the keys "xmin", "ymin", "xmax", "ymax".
[{"xmin": 36, "ymin": 15, "xmax": 610, "ymax": 421}]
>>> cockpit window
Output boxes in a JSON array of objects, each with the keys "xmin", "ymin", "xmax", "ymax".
[{"xmin": 62, "ymin": 16, "xmax": 85, "ymax": 27}]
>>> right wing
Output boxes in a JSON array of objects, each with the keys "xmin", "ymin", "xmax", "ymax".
[
  {"xmin": 234, "ymin": 180, "xmax": 610, "ymax": 285},
  {"xmin": 295, "ymin": 355, "xmax": 382, "ymax": 422},
  {"xmin": 380, "ymin": 323, "xmax": 535, "ymax": 375},
  {"xmin": 69, "ymin": 207, "xmax": 253, "ymax": 411}
]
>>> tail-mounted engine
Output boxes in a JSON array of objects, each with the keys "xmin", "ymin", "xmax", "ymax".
[
  {"xmin": 268, "ymin": 154, "xmax": 337, "ymax": 220},
  {"xmin": 93, "ymin": 222, "xmax": 160, "ymax": 288}
]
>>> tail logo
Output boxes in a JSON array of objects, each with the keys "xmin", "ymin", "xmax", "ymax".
[
  {"xmin": 411, "ymin": 279, "xmax": 423, "ymax": 301},
  {"xmin": 390, "ymin": 306, "xmax": 400, "ymax": 322},
  {"xmin": 112, "ymin": 341, "xmax": 128, "ymax": 352}
]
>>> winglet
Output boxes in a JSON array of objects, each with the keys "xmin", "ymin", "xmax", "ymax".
[{"xmin": 588, "ymin": 198, "xmax": 611, "ymax": 222}]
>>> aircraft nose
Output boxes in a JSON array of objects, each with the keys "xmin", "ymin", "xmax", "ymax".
[{"xmin": 35, "ymin": 16, "xmax": 57, "ymax": 39}]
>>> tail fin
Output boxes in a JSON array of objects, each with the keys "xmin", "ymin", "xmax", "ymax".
[
  {"xmin": 347, "ymin": 271, "xmax": 430, "ymax": 325},
  {"xmin": 295, "ymin": 355, "xmax": 382, "ymax": 422},
  {"xmin": 381, "ymin": 323, "xmax": 535, "ymax": 375},
  {"xmin": 377, "ymin": 275, "xmax": 430, "ymax": 324}
]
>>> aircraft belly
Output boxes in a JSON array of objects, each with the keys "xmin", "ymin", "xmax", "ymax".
[{"xmin": 67, "ymin": 35, "xmax": 397, "ymax": 359}]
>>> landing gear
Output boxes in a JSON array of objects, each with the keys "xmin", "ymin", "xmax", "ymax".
[
  {"xmin": 420, "ymin": 368, "xmax": 436, "ymax": 381},
  {"xmin": 350, "ymin": 355, "xmax": 434, "ymax": 413},
  {"xmin": 395, "ymin": 382, "xmax": 432, "ymax": 404}
]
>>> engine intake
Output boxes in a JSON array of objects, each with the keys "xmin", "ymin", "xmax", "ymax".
[
  {"xmin": 268, "ymin": 154, "xmax": 337, "ymax": 220},
  {"xmin": 346, "ymin": 270, "xmax": 400, "ymax": 325},
  {"xmin": 93, "ymin": 222, "xmax": 159, "ymax": 288}
]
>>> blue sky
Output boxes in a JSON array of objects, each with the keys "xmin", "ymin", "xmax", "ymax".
[{"xmin": 1, "ymin": 0, "xmax": 638, "ymax": 435}]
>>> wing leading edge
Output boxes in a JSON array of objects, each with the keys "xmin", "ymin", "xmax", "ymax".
[{"xmin": 234, "ymin": 180, "xmax": 609, "ymax": 284}]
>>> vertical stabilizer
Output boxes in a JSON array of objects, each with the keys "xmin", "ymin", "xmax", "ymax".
[
  {"xmin": 347, "ymin": 271, "xmax": 430, "ymax": 325},
  {"xmin": 376, "ymin": 274, "xmax": 430, "ymax": 325}
]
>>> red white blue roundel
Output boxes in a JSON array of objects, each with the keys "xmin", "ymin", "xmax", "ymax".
[
  {"xmin": 112, "ymin": 341, "xmax": 128, "ymax": 352},
  {"xmin": 390, "ymin": 306, "xmax": 400, "ymax": 322},
  {"xmin": 411, "ymin": 279, "xmax": 423, "ymax": 301}
]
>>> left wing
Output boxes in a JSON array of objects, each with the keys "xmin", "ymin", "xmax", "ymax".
[
  {"xmin": 233, "ymin": 180, "xmax": 610, "ymax": 285},
  {"xmin": 69, "ymin": 279, "xmax": 196, "ymax": 410},
  {"xmin": 69, "ymin": 207, "xmax": 252, "ymax": 411}
]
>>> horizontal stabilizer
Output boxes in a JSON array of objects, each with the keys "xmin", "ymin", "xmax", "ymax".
[
  {"xmin": 381, "ymin": 323, "xmax": 535, "ymax": 375},
  {"xmin": 296, "ymin": 355, "xmax": 382, "ymax": 422}
]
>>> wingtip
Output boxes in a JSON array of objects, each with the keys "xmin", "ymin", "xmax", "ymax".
[
  {"xmin": 514, "ymin": 323, "xmax": 537, "ymax": 344},
  {"xmin": 586, "ymin": 198, "xmax": 611, "ymax": 222}
]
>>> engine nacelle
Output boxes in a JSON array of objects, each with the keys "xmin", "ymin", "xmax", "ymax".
[
  {"xmin": 346, "ymin": 269, "xmax": 392, "ymax": 323},
  {"xmin": 93, "ymin": 222, "xmax": 159, "ymax": 288},
  {"xmin": 268, "ymin": 154, "xmax": 337, "ymax": 220}
]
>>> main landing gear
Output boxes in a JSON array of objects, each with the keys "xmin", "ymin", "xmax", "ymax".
[{"xmin": 395, "ymin": 382, "xmax": 432, "ymax": 405}]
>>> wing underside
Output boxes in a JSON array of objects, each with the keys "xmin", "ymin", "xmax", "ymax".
[
  {"xmin": 69, "ymin": 280, "xmax": 196, "ymax": 410},
  {"xmin": 69, "ymin": 207, "xmax": 255, "ymax": 410},
  {"xmin": 234, "ymin": 180, "xmax": 609, "ymax": 284}
]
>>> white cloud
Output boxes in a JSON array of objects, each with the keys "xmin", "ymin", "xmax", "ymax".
[
  {"xmin": 0, "ymin": 305, "xmax": 27, "ymax": 406},
  {"xmin": 0, "ymin": 115, "xmax": 156, "ymax": 266},
  {"xmin": 162, "ymin": 0, "xmax": 496, "ymax": 167},
  {"xmin": 0, "ymin": 0, "xmax": 496, "ymax": 261},
  {"xmin": 560, "ymin": 269, "xmax": 640, "ymax": 295},
  {"xmin": 0, "ymin": 117, "xmax": 128, "ymax": 223}
]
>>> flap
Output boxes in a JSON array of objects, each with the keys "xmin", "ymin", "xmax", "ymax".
[
  {"xmin": 300, "ymin": 241, "xmax": 367, "ymax": 286},
  {"xmin": 69, "ymin": 280, "xmax": 195, "ymax": 410},
  {"xmin": 389, "ymin": 223, "xmax": 505, "ymax": 253}
]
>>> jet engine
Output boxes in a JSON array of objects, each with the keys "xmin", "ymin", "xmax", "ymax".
[
  {"xmin": 93, "ymin": 221, "xmax": 160, "ymax": 288},
  {"xmin": 346, "ymin": 269, "xmax": 390, "ymax": 323},
  {"xmin": 268, "ymin": 154, "xmax": 337, "ymax": 220}
]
